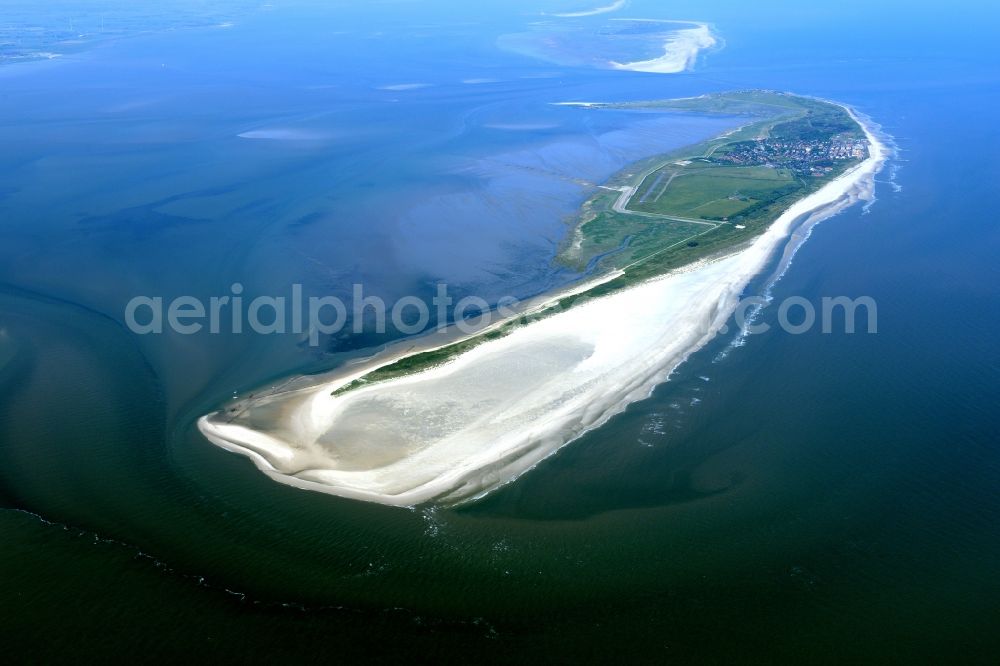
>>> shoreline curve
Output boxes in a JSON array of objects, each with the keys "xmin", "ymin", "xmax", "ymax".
[{"xmin": 199, "ymin": 104, "xmax": 888, "ymax": 508}]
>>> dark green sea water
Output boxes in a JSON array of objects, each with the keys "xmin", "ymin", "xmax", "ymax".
[{"xmin": 1, "ymin": 0, "xmax": 999, "ymax": 662}]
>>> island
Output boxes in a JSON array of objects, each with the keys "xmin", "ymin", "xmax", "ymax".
[{"xmin": 199, "ymin": 91, "xmax": 887, "ymax": 507}]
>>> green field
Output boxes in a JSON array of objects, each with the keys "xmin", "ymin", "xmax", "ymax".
[
  {"xmin": 630, "ymin": 164, "xmax": 800, "ymax": 221},
  {"xmin": 335, "ymin": 91, "xmax": 868, "ymax": 395},
  {"xmin": 561, "ymin": 189, "xmax": 711, "ymax": 271},
  {"xmin": 557, "ymin": 91, "xmax": 866, "ymax": 277}
]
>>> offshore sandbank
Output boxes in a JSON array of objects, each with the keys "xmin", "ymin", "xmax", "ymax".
[{"xmin": 609, "ymin": 21, "xmax": 717, "ymax": 74}]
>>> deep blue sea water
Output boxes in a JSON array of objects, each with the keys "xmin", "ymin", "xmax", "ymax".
[{"xmin": 1, "ymin": 0, "xmax": 999, "ymax": 661}]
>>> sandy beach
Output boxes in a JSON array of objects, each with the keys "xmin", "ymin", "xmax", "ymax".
[{"xmin": 200, "ymin": 107, "xmax": 886, "ymax": 507}]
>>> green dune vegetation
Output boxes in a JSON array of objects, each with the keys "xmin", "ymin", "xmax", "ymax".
[
  {"xmin": 559, "ymin": 91, "xmax": 868, "ymax": 281},
  {"xmin": 334, "ymin": 91, "xmax": 869, "ymax": 395}
]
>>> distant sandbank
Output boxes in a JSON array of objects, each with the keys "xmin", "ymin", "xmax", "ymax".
[{"xmin": 609, "ymin": 21, "xmax": 717, "ymax": 74}]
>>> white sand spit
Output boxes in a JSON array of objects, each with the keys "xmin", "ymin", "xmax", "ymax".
[
  {"xmin": 610, "ymin": 22, "xmax": 716, "ymax": 74},
  {"xmin": 200, "ymin": 108, "xmax": 886, "ymax": 507}
]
